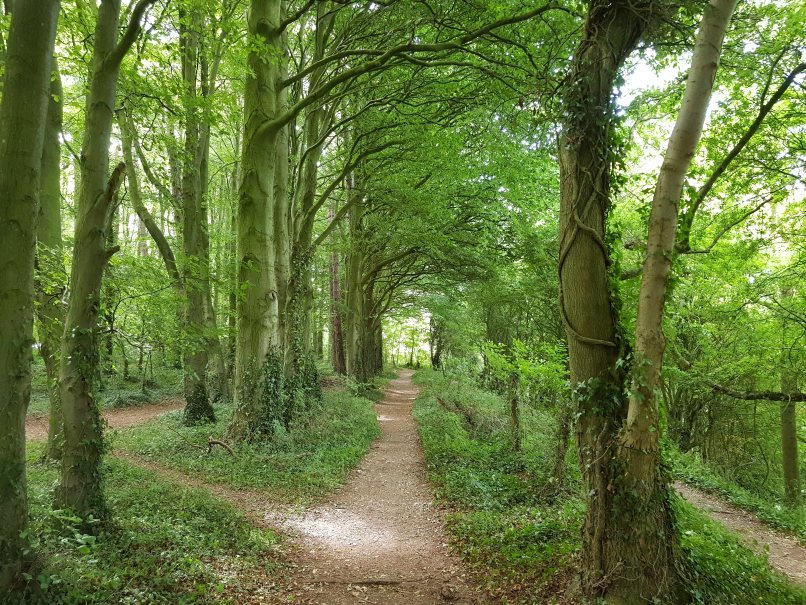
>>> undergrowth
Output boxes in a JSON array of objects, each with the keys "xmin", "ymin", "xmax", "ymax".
[
  {"xmin": 115, "ymin": 389, "xmax": 380, "ymax": 504},
  {"xmin": 412, "ymin": 369, "xmax": 806, "ymax": 605},
  {"xmin": 8, "ymin": 444, "xmax": 282, "ymax": 605}
]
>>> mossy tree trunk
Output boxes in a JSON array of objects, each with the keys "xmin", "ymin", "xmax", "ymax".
[
  {"xmin": 559, "ymin": 1, "xmax": 736, "ymax": 602},
  {"xmin": 36, "ymin": 60, "xmax": 67, "ymax": 461},
  {"xmin": 0, "ymin": 0, "xmax": 59, "ymax": 590},
  {"xmin": 58, "ymin": 0, "xmax": 156, "ymax": 523},
  {"xmin": 229, "ymin": 0, "xmax": 284, "ymax": 441},
  {"xmin": 558, "ymin": 1, "xmax": 661, "ymax": 601},
  {"xmin": 179, "ymin": 8, "xmax": 215, "ymax": 425}
]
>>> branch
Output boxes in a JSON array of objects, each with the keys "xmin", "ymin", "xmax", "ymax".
[
  {"xmin": 263, "ymin": 3, "xmax": 565, "ymax": 136},
  {"xmin": 279, "ymin": 0, "xmax": 317, "ymax": 33},
  {"xmin": 678, "ymin": 62, "xmax": 806, "ymax": 252},
  {"xmin": 707, "ymin": 379, "xmax": 806, "ymax": 402},
  {"xmin": 107, "ymin": 0, "xmax": 159, "ymax": 69},
  {"xmin": 686, "ymin": 197, "xmax": 771, "ymax": 254}
]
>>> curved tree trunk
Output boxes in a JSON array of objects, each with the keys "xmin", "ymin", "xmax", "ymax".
[
  {"xmin": 624, "ymin": 3, "xmax": 736, "ymax": 601},
  {"xmin": 0, "ymin": 0, "xmax": 59, "ymax": 589},
  {"xmin": 557, "ymin": 2, "xmax": 669, "ymax": 602}
]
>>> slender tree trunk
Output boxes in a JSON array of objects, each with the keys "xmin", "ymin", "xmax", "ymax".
[
  {"xmin": 58, "ymin": 0, "xmax": 155, "ymax": 522},
  {"xmin": 622, "ymin": 5, "xmax": 736, "ymax": 601},
  {"xmin": 550, "ymin": 403, "xmax": 572, "ymax": 490},
  {"xmin": 36, "ymin": 61, "xmax": 67, "ymax": 461},
  {"xmin": 329, "ymin": 221, "xmax": 347, "ymax": 373},
  {"xmin": 179, "ymin": 9, "xmax": 214, "ymax": 425},
  {"xmin": 199, "ymin": 49, "xmax": 229, "ymax": 404},
  {"xmin": 508, "ymin": 372, "xmax": 521, "ymax": 452},
  {"xmin": 0, "ymin": 0, "xmax": 59, "ymax": 589},
  {"xmin": 780, "ymin": 288, "xmax": 801, "ymax": 506}
]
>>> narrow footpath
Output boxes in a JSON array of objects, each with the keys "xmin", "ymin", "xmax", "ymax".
[
  {"xmin": 675, "ymin": 482, "xmax": 806, "ymax": 586},
  {"xmin": 25, "ymin": 396, "xmax": 185, "ymax": 442},
  {"xmin": 280, "ymin": 370, "xmax": 482, "ymax": 604}
]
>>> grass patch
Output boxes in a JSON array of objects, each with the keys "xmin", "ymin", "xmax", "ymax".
[
  {"xmin": 413, "ymin": 368, "xmax": 806, "ymax": 604},
  {"xmin": 115, "ymin": 389, "xmax": 380, "ymax": 504},
  {"xmin": 671, "ymin": 448, "xmax": 805, "ymax": 541},
  {"xmin": 413, "ymin": 369, "xmax": 580, "ymax": 603},
  {"xmin": 8, "ymin": 443, "xmax": 282, "ymax": 605}
]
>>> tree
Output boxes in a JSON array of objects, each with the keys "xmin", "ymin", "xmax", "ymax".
[
  {"xmin": 0, "ymin": 0, "xmax": 60, "ymax": 589},
  {"xmin": 58, "ymin": 0, "xmax": 157, "ymax": 523},
  {"xmin": 558, "ymin": 0, "xmax": 739, "ymax": 600}
]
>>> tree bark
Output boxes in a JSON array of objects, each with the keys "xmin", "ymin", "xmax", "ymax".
[
  {"xmin": 780, "ymin": 288, "xmax": 801, "ymax": 506},
  {"xmin": 228, "ymin": 0, "xmax": 284, "ymax": 441},
  {"xmin": 557, "ymin": 1, "xmax": 673, "ymax": 601},
  {"xmin": 623, "ymin": 5, "xmax": 736, "ymax": 591},
  {"xmin": 0, "ymin": 0, "xmax": 59, "ymax": 589},
  {"xmin": 58, "ymin": 0, "xmax": 155, "ymax": 523},
  {"xmin": 329, "ymin": 238, "xmax": 347, "ymax": 374},
  {"xmin": 179, "ymin": 8, "xmax": 215, "ymax": 425},
  {"xmin": 36, "ymin": 60, "xmax": 67, "ymax": 461}
]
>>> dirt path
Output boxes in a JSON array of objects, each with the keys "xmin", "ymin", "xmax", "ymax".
[
  {"xmin": 25, "ymin": 397, "xmax": 185, "ymax": 442},
  {"xmin": 280, "ymin": 370, "xmax": 481, "ymax": 604},
  {"xmin": 675, "ymin": 482, "xmax": 806, "ymax": 585}
]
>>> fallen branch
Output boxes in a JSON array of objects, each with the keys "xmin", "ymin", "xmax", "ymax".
[
  {"xmin": 206, "ymin": 437, "xmax": 236, "ymax": 457},
  {"xmin": 166, "ymin": 426, "xmax": 236, "ymax": 456}
]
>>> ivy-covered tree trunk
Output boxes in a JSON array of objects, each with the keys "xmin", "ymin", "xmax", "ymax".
[
  {"xmin": 36, "ymin": 61, "xmax": 67, "ymax": 461},
  {"xmin": 58, "ymin": 0, "xmax": 155, "ymax": 522},
  {"xmin": 229, "ymin": 0, "xmax": 284, "ymax": 441},
  {"xmin": 0, "ymin": 0, "xmax": 59, "ymax": 590},
  {"xmin": 557, "ymin": 1, "xmax": 670, "ymax": 602}
]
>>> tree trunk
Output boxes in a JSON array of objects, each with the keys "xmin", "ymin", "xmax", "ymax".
[
  {"xmin": 229, "ymin": 0, "xmax": 284, "ymax": 441},
  {"xmin": 508, "ymin": 372, "xmax": 521, "ymax": 452},
  {"xmin": 36, "ymin": 61, "xmax": 67, "ymax": 461},
  {"xmin": 179, "ymin": 8, "xmax": 214, "ymax": 425},
  {"xmin": 0, "ymin": 0, "xmax": 59, "ymax": 589},
  {"xmin": 621, "ymin": 2, "xmax": 735, "ymax": 600},
  {"xmin": 780, "ymin": 288, "xmax": 801, "ymax": 506},
  {"xmin": 329, "ymin": 234, "xmax": 347, "ymax": 374},
  {"xmin": 58, "ymin": 0, "xmax": 155, "ymax": 523},
  {"xmin": 557, "ymin": 2, "xmax": 669, "ymax": 602}
]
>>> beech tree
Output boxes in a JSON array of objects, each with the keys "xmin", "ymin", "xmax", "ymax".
[
  {"xmin": 557, "ymin": 0, "xmax": 738, "ymax": 600},
  {"xmin": 58, "ymin": 0, "xmax": 157, "ymax": 522},
  {"xmin": 0, "ymin": 0, "xmax": 60, "ymax": 589}
]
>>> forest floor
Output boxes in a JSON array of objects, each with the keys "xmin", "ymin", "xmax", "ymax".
[
  {"xmin": 675, "ymin": 481, "xmax": 806, "ymax": 585},
  {"xmin": 23, "ymin": 377, "xmax": 804, "ymax": 599},
  {"xmin": 24, "ymin": 396, "xmax": 185, "ymax": 441}
]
